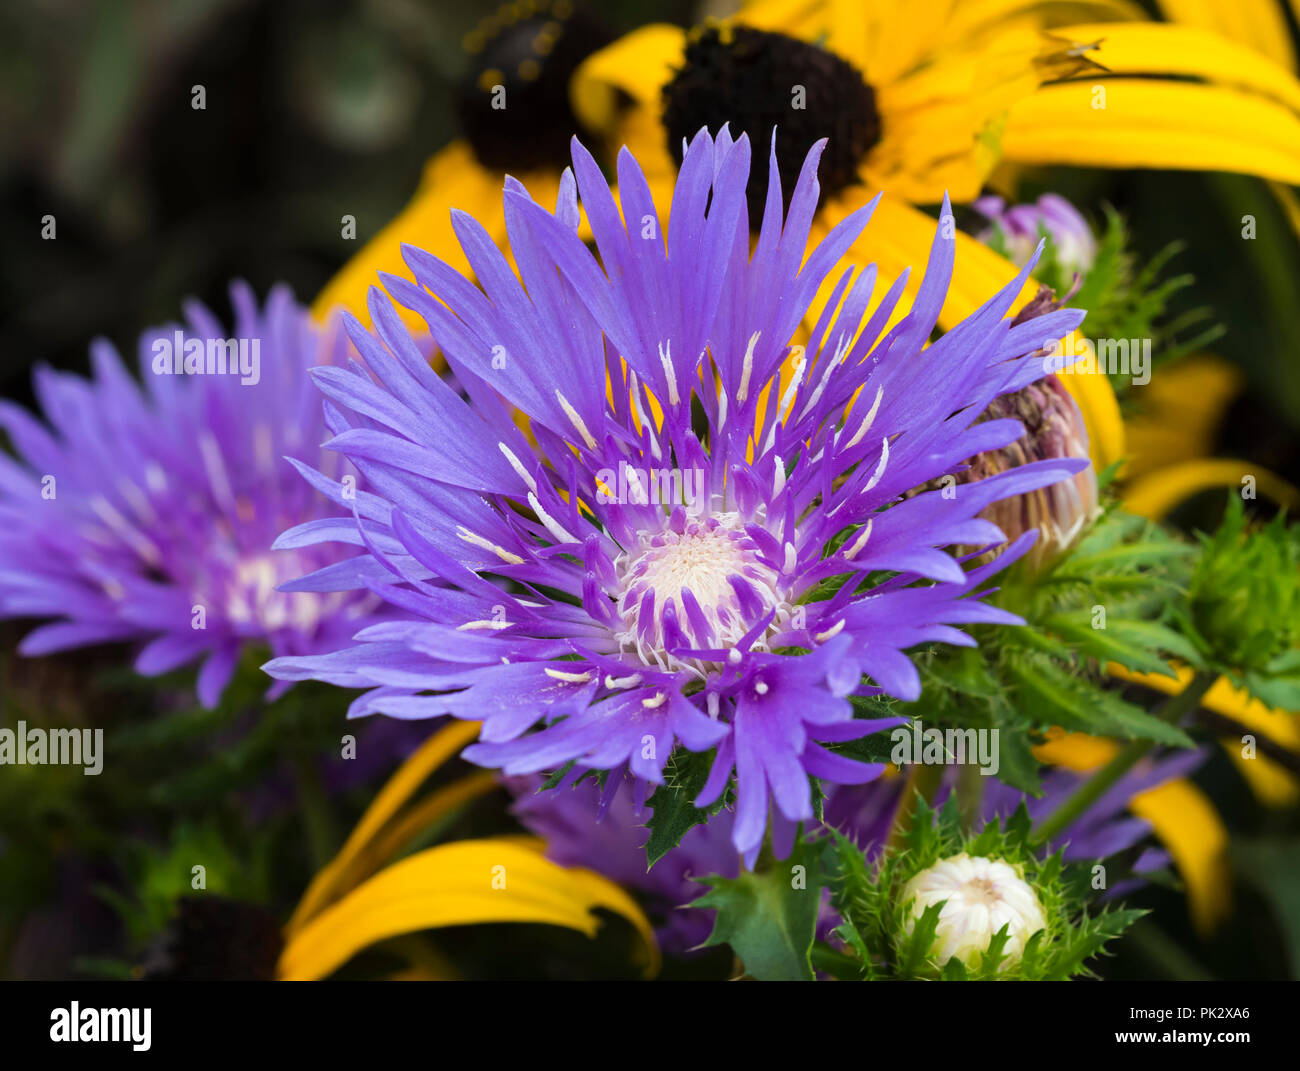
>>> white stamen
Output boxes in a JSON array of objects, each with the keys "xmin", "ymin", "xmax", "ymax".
[
  {"xmin": 754, "ymin": 680, "xmax": 769, "ymax": 695},
  {"xmin": 737, "ymin": 331, "xmax": 759, "ymax": 403},
  {"xmin": 843, "ymin": 518, "xmax": 874, "ymax": 560},
  {"xmin": 458, "ymin": 619, "xmax": 512, "ymax": 631},
  {"xmin": 604, "ymin": 672, "xmax": 643, "ymax": 689},
  {"xmin": 773, "ymin": 360, "xmax": 806, "ymax": 424},
  {"xmin": 544, "ymin": 668, "xmax": 592, "ymax": 683},
  {"xmin": 198, "ymin": 432, "xmax": 235, "ymax": 512},
  {"xmin": 89, "ymin": 496, "xmax": 162, "ymax": 566},
  {"xmin": 611, "ymin": 514, "xmax": 787, "ymax": 678},
  {"xmin": 782, "ymin": 542, "xmax": 797, "ymax": 574},
  {"xmin": 641, "ymin": 692, "xmax": 668, "ymax": 709},
  {"xmin": 814, "ymin": 619, "xmax": 846, "ymax": 642},
  {"xmin": 457, "ymin": 526, "xmax": 525, "ymax": 565},
  {"xmin": 798, "ymin": 334, "xmax": 851, "ymax": 419},
  {"xmin": 527, "ymin": 492, "xmax": 579, "ymax": 544},
  {"xmin": 707, "ymin": 691, "xmax": 720, "ymax": 719},
  {"xmin": 628, "ymin": 372, "xmax": 662, "ymax": 461},
  {"xmin": 658, "ymin": 342, "xmax": 680, "ymax": 406},
  {"xmin": 144, "ymin": 462, "xmax": 167, "ymax": 494},
  {"xmin": 844, "ymin": 385, "xmax": 884, "ymax": 449},
  {"xmin": 555, "ymin": 388, "xmax": 598, "ymax": 450},
  {"xmin": 498, "ymin": 442, "xmax": 538, "ymax": 494},
  {"xmin": 863, "ymin": 436, "xmax": 890, "ymax": 494},
  {"xmin": 772, "ymin": 455, "xmax": 786, "ymax": 499}
]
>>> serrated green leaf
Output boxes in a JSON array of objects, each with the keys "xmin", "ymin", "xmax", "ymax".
[
  {"xmin": 644, "ymin": 749, "xmax": 724, "ymax": 867},
  {"xmin": 1006, "ymin": 656, "xmax": 1195, "ymax": 747},
  {"xmin": 1043, "ymin": 614, "xmax": 1198, "ymax": 677},
  {"xmin": 896, "ymin": 900, "xmax": 945, "ymax": 979},
  {"xmin": 692, "ymin": 835, "xmax": 823, "ymax": 981}
]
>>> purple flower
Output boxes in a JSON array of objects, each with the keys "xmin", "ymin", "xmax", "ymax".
[
  {"xmin": 265, "ymin": 128, "xmax": 1087, "ymax": 863},
  {"xmin": 509, "ymin": 752, "xmax": 1202, "ymax": 953},
  {"xmin": 0, "ymin": 283, "xmax": 384, "ymax": 707},
  {"xmin": 508, "ymin": 773, "xmax": 741, "ymax": 953},
  {"xmin": 974, "ymin": 194, "xmax": 1097, "ymax": 277}
]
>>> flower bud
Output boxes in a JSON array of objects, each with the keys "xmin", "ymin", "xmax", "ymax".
[
  {"xmin": 962, "ymin": 372, "xmax": 1099, "ymax": 571},
  {"xmin": 975, "ymin": 193, "xmax": 1097, "ymax": 278},
  {"xmin": 900, "ymin": 852, "xmax": 1047, "ymax": 972}
]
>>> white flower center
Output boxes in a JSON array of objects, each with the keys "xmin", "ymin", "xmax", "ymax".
[
  {"xmin": 614, "ymin": 513, "xmax": 786, "ymax": 674},
  {"xmin": 901, "ymin": 853, "xmax": 1047, "ymax": 972},
  {"xmin": 224, "ymin": 553, "xmax": 328, "ymax": 634}
]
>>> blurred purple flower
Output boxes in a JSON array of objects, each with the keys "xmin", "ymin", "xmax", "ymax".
[
  {"xmin": 0, "ymin": 283, "xmax": 384, "ymax": 707},
  {"xmin": 975, "ymin": 193, "xmax": 1097, "ymax": 277}
]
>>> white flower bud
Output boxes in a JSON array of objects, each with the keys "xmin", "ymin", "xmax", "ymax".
[{"xmin": 900, "ymin": 853, "xmax": 1047, "ymax": 972}]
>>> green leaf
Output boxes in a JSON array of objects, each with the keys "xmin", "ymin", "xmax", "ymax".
[
  {"xmin": 833, "ymin": 919, "xmax": 871, "ymax": 974},
  {"xmin": 1005, "ymin": 655, "xmax": 1194, "ymax": 747},
  {"xmin": 692, "ymin": 834, "xmax": 824, "ymax": 981},
  {"xmin": 1240, "ymin": 671, "xmax": 1300, "ymax": 712},
  {"xmin": 895, "ymin": 900, "xmax": 945, "ymax": 980},
  {"xmin": 1056, "ymin": 537, "xmax": 1193, "ymax": 578},
  {"xmin": 977, "ymin": 925, "xmax": 1013, "ymax": 979},
  {"xmin": 643, "ymin": 748, "xmax": 725, "ymax": 867},
  {"xmin": 1042, "ymin": 614, "xmax": 1200, "ymax": 676},
  {"xmin": 941, "ymin": 956, "xmax": 968, "ymax": 980}
]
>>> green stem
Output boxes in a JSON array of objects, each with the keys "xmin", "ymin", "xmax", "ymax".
[
  {"xmin": 1126, "ymin": 920, "xmax": 1213, "ymax": 981},
  {"xmin": 1030, "ymin": 670, "xmax": 1216, "ymax": 846},
  {"xmin": 887, "ymin": 762, "xmax": 945, "ymax": 851},
  {"xmin": 956, "ymin": 761, "xmax": 986, "ymax": 834},
  {"xmin": 292, "ymin": 753, "xmax": 337, "ymax": 870}
]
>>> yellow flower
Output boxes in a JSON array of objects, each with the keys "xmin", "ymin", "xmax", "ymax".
[
  {"xmin": 568, "ymin": 0, "xmax": 1300, "ymax": 331},
  {"xmin": 278, "ymin": 720, "xmax": 659, "ymax": 980},
  {"xmin": 1034, "ymin": 728, "xmax": 1232, "ymax": 935},
  {"xmin": 312, "ymin": 0, "xmax": 612, "ymax": 331}
]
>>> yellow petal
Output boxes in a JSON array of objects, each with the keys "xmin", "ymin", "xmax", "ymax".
[
  {"xmin": 1155, "ymin": 0, "xmax": 1297, "ymax": 72},
  {"xmin": 288, "ymin": 720, "xmax": 481, "ymax": 933},
  {"xmin": 1122, "ymin": 458, "xmax": 1300, "ymax": 520},
  {"xmin": 1122, "ymin": 353, "xmax": 1242, "ymax": 480},
  {"xmin": 570, "ymin": 23, "xmax": 682, "ymax": 167},
  {"xmin": 1032, "ymin": 729, "xmax": 1119, "ymax": 768},
  {"xmin": 339, "ymin": 770, "xmax": 502, "ymax": 900},
  {"xmin": 1033, "ymin": 723, "xmax": 1231, "ymax": 934},
  {"xmin": 814, "ymin": 191, "xmax": 1040, "ymax": 332},
  {"xmin": 311, "ymin": 144, "xmax": 562, "ymax": 333},
  {"xmin": 1130, "ymin": 778, "xmax": 1231, "ymax": 934},
  {"xmin": 1058, "ymin": 22, "xmax": 1300, "ymax": 113},
  {"xmin": 1002, "ymin": 80, "xmax": 1300, "ymax": 184},
  {"xmin": 1109, "ymin": 664, "xmax": 1300, "ymax": 808},
  {"xmin": 941, "ymin": 0, "xmax": 1148, "ymax": 40},
  {"xmin": 277, "ymin": 839, "xmax": 660, "ymax": 981}
]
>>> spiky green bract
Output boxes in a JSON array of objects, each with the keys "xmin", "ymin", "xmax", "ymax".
[
  {"xmin": 901, "ymin": 504, "xmax": 1199, "ymax": 794},
  {"xmin": 826, "ymin": 796, "xmax": 1143, "ymax": 980},
  {"xmin": 1179, "ymin": 496, "xmax": 1300, "ymax": 709}
]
